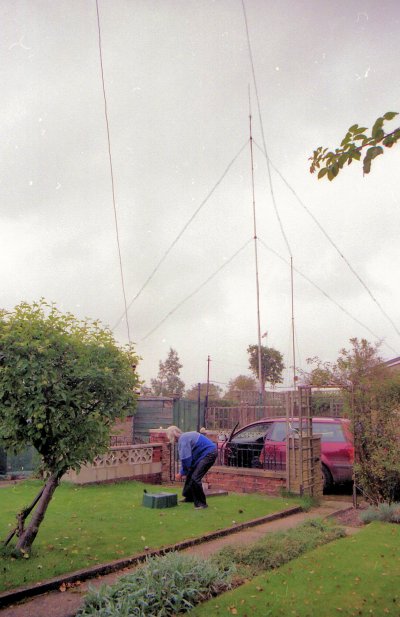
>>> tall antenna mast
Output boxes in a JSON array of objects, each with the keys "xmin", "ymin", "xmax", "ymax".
[
  {"xmin": 249, "ymin": 88, "xmax": 263, "ymax": 403},
  {"xmin": 291, "ymin": 257, "xmax": 297, "ymax": 388}
]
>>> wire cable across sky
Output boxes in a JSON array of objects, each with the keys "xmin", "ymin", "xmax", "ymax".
[{"xmin": 112, "ymin": 139, "xmax": 249, "ymax": 332}]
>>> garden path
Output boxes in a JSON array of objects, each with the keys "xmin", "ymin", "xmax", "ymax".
[{"xmin": 1, "ymin": 499, "xmax": 356, "ymax": 617}]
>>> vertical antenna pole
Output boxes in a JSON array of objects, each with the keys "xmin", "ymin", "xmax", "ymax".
[
  {"xmin": 291, "ymin": 257, "xmax": 297, "ymax": 389},
  {"xmin": 204, "ymin": 355, "xmax": 211, "ymax": 426},
  {"xmin": 249, "ymin": 87, "xmax": 263, "ymax": 404}
]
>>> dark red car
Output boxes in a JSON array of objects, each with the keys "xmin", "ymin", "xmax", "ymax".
[{"xmin": 219, "ymin": 417, "xmax": 354, "ymax": 491}]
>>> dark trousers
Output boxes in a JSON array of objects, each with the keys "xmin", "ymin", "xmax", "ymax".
[{"xmin": 182, "ymin": 450, "xmax": 217, "ymax": 507}]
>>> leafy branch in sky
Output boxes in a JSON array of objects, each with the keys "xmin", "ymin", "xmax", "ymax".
[{"xmin": 309, "ymin": 112, "xmax": 400, "ymax": 180}]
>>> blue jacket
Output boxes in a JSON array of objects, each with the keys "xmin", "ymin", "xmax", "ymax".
[{"xmin": 178, "ymin": 432, "xmax": 216, "ymax": 475}]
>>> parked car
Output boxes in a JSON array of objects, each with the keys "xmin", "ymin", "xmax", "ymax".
[{"xmin": 218, "ymin": 417, "xmax": 354, "ymax": 491}]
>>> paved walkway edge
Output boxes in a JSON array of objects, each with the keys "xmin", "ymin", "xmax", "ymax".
[{"xmin": 0, "ymin": 505, "xmax": 304, "ymax": 608}]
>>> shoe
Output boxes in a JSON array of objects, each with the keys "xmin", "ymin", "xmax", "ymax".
[{"xmin": 194, "ymin": 504, "xmax": 208, "ymax": 509}]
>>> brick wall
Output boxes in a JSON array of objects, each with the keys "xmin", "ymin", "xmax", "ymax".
[{"xmin": 205, "ymin": 466, "xmax": 286, "ymax": 496}]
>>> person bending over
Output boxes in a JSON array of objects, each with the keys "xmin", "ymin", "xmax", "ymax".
[{"xmin": 166, "ymin": 426, "xmax": 217, "ymax": 509}]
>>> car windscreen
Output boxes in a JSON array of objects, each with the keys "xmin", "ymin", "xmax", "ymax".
[{"xmin": 230, "ymin": 423, "xmax": 272, "ymax": 444}]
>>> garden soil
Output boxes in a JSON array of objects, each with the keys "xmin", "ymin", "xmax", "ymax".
[{"xmin": 0, "ymin": 498, "xmax": 358, "ymax": 617}]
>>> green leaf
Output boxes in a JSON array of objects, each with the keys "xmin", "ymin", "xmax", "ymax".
[
  {"xmin": 371, "ymin": 117, "xmax": 384, "ymax": 139},
  {"xmin": 383, "ymin": 111, "xmax": 398, "ymax": 121},
  {"xmin": 317, "ymin": 167, "xmax": 328, "ymax": 179},
  {"xmin": 363, "ymin": 157, "xmax": 372, "ymax": 175},
  {"xmin": 366, "ymin": 146, "xmax": 384, "ymax": 160}
]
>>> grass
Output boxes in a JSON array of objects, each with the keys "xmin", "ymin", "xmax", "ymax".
[
  {"xmin": 0, "ymin": 480, "xmax": 303, "ymax": 593},
  {"xmin": 213, "ymin": 518, "xmax": 345, "ymax": 578},
  {"xmin": 191, "ymin": 522, "xmax": 400, "ymax": 617}
]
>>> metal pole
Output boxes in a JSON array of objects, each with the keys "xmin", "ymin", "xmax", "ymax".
[
  {"xmin": 205, "ymin": 356, "xmax": 211, "ymax": 427},
  {"xmin": 197, "ymin": 382, "xmax": 201, "ymax": 432},
  {"xmin": 248, "ymin": 90, "xmax": 263, "ymax": 405},
  {"xmin": 290, "ymin": 257, "xmax": 297, "ymax": 389}
]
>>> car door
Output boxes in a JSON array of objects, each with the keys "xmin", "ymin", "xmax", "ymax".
[
  {"xmin": 262, "ymin": 421, "xmax": 288, "ymax": 470},
  {"xmin": 226, "ymin": 422, "xmax": 272, "ymax": 468}
]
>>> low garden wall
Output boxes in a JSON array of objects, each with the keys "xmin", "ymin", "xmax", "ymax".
[
  {"xmin": 64, "ymin": 444, "xmax": 163, "ymax": 485},
  {"xmin": 205, "ymin": 466, "xmax": 286, "ymax": 496}
]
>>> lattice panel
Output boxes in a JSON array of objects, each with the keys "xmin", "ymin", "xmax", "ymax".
[{"xmin": 91, "ymin": 447, "xmax": 153, "ymax": 468}]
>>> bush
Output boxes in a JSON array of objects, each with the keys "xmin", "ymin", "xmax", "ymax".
[
  {"xmin": 213, "ymin": 519, "xmax": 346, "ymax": 576},
  {"xmin": 77, "ymin": 552, "xmax": 234, "ymax": 617},
  {"xmin": 360, "ymin": 502, "xmax": 400, "ymax": 524}
]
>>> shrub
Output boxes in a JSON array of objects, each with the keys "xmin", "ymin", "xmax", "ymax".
[
  {"xmin": 360, "ymin": 502, "xmax": 400, "ymax": 524},
  {"xmin": 77, "ymin": 552, "xmax": 234, "ymax": 617},
  {"xmin": 213, "ymin": 519, "xmax": 346, "ymax": 576}
]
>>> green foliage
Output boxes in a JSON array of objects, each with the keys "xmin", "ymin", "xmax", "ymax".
[
  {"xmin": 309, "ymin": 111, "xmax": 400, "ymax": 180},
  {"xmin": 77, "ymin": 551, "xmax": 234, "ymax": 617},
  {"xmin": 247, "ymin": 344, "xmax": 284, "ymax": 388},
  {"xmin": 0, "ymin": 301, "xmax": 140, "ymax": 554},
  {"xmin": 213, "ymin": 519, "xmax": 345, "ymax": 577},
  {"xmin": 0, "ymin": 480, "xmax": 300, "ymax": 591},
  {"xmin": 192, "ymin": 523, "xmax": 400, "ymax": 617},
  {"xmin": 150, "ymin": 348, "xmax": 185, "ymax": 397},
  {"xmin": 303, "ymin": 339, "xmax": 400, "ymax": 505},
  {"xmin": 0, "ymin": 300, "xmax": 139, "ymax": 476},
  {"xmin": 186, "ymin": 382, "xmax": 223, "ymax": 401},
  {"xmin": 360, "ymin": 502, "xmax": 400, "ymax": 524},
  {"xmin": 225, "ymin": 375, "xmax": 257, "ymax": 402},
  {"xmin": 353, "ymin": 374, "xmax": 400, "ymax": 504}
]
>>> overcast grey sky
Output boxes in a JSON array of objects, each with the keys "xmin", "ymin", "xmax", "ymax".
[{"xmin": 2, "ymin": 0, "xmax": 400, "ymax": 391}]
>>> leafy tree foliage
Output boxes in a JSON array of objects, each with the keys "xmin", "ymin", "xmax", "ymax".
[
  {"xmin": 185, "ymin": 382, "xmax": 223, "ymax": 401},
  {"xmin": 225, "ymin": 375, "xmax": 257, "ymax": 402},
  {"xmin": 304, "ymin": 338, "xmax": 400, "ymax": 504},
  {"xmin": 247, "ymin": 345, "xmax": 284, "ymax": 390},
  {"xmin": 150, "ymin": 348, "xmax": 185, "ymax": 398},
  {"xmin": 0, "ymin": 300, "xmax": 139, "ymax": 554},
  {"xmin": 301, "ymin": 338, "xmax": 385, "ymax": 387},
  {"xmin": 309, "ymin": 111, "xmax": 400, "ymax": 180}
]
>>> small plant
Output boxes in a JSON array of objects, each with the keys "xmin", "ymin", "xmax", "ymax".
[
  {"xmin": 77, "ymin": 552, "xmax": 234, "ymax": 617},
  {"xmin": 360, "ymin": 502, "xmax": 400, "ymax": 524},
  {"xmin": 213, "ymin": 518, "xmax": 345, "ymax": 576}
]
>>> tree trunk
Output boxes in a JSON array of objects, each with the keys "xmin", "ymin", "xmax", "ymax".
[{"xmin": 15, "ymin": 471, "xmax": 62, "ymax": 555}]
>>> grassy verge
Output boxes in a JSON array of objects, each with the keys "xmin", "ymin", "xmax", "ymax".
[
  {"xmin": 191, "ymin": 522, "xmax": 400, "ymax": 617},
  {"xmin": 0, "ymin": 480, "xmax": 303, "ymax": 592}
]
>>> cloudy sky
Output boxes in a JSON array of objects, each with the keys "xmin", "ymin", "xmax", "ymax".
[{"xmin": 2, "ymin": 0, "xmax": 400, "ymax": 392}]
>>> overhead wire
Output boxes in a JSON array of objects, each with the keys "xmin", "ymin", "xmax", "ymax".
[
  {"xmin": 253, "ymin": 136, "xmax": 400, "ymax": 340},
  {"xmin": 258, "ymin": 237, "xmax": 398, "ymax": 355},
  {"xmin": 241, "ymin": 0, "xmax": 292, "ymax": 258},
  {"xmin": 242, "ymin": 0, "xmax": 297, "ymax": 386},
  {"xmin": 112, "ymin": 139, "xmax": 249, "ymax": 331},
  {"xmin": 95, "ymin": 0, "xmax": 131, "ymax": 342},
  {"xmin": 139, "ymin": 239, "xmax": 253, "ymax": 342}
]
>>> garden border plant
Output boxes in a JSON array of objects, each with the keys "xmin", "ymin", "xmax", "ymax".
[{"xmin": 77, "ymin": 518, "xmax": 345, "ymax": 617}]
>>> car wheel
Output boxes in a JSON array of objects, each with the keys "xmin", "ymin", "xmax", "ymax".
[{"xmin": 322, "ymin": 464, "xmax": 333, "ymax": 493}]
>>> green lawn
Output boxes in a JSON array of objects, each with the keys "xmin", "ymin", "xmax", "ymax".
[
  {"xmin": 191, "ymin": 522, "xmax": 400, "ymax": 617},
  {"xmin": 0, "ymin": 480, "xmax": 302, "ymax": 592}
]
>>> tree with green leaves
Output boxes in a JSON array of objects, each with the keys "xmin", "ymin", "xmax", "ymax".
[
  {"xmin": 247, "ymin": 345, "xmax": 284, "ymax": 391},
  {"xmin": 150, "ymin": 348, "xmax": 185, "ymax": 398},
  {"xmin": 309, "ymin": 111, "xmax": 399, "ymax": 180},
  {"xmin": 185, "ymin": 382, "xmax": 223, "ymax": 402},
  {"xmin": 304, "ymin": 338, "xmax": 400, "ymax": 504},
  {"xmin": 225, "ymin": 375, "xmax": 257, "ymax": 402},
  {"xmin": 0, "ymin": 300, "xmax": 139, "ymax": 555}
]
